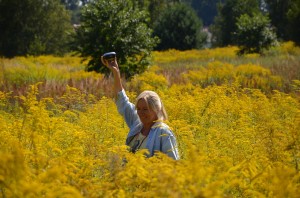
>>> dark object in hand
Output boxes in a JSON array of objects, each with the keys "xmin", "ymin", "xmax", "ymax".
[{"xmin": 103, "ymin": 52, "xmax": 116, "ymax": 61}]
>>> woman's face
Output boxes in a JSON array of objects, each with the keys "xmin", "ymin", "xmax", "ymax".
[{"xmin": 136, "ymin": 98, "xmax": 158, "ymax": 126}]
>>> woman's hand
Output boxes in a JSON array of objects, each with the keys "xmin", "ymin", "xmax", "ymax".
[{"xmin": 101, "ymin": 56, "xmax": 119, "ymax": 74}]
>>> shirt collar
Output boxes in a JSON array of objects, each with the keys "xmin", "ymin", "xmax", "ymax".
[{"xmin": 151, "ymin": 120, "xmax": 164, "ymax": 129}]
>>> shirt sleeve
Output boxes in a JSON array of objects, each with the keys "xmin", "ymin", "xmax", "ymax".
[
  {"xmin": 115, "ymin": 89, "xmax": 140, "ymax": 129},
  {"xmin": 160, "ymin": 129, "xmax": 180, "ymax": 160}
]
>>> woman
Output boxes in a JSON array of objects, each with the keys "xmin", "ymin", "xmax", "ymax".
[{"xmin": 101, "ymin": 55, "xmax": 180, "ymax": 160}]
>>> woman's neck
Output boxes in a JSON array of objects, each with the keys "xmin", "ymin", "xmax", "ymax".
[{"xmin": 141, "ymin": 123, "xmax": 153, "ymax": 136}]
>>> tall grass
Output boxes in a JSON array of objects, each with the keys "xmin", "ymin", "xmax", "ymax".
[
  {"xmin": 153, "ymin": 42, "xmax": 300, "ymax": 92},
  {"xmin": 1, "ymin": 42, "xmax": 299, "ymax": 98},
  {"xmin": 0, "ymin": 55, "xmax": 113, "ymax": 99},
  {"xmin": 0, "ymin": 42, "xmax": 300, "ymax": 197}
]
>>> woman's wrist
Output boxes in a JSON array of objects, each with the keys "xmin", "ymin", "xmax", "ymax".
[{"xmin": 112, "ymin": 69, "xmax": 120, "ymax": 77}]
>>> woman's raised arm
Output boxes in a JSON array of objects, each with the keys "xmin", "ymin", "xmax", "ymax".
[{"xmin": 101, "ymin": 55, "xmax": 123, "ymax": 96}]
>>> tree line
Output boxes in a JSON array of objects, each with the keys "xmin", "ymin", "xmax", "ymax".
[{"xmin": 0, "ymin": 0, "xmax": 299, "ymax": 77}]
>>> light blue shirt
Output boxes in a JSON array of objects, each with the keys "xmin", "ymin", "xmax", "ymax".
[{"xmin": 116, "ymin": 89, "xmax": 180, "ymax": 160}]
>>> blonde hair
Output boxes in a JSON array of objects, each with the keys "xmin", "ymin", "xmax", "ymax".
[{"xmin": 136, "ymin": 90, "xmax": 168, "ymax": 121}]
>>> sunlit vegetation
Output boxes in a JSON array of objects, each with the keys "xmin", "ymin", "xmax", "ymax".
[{"xmin": 0, "ymin": 42, "xmax": 300, "ymax": 197}]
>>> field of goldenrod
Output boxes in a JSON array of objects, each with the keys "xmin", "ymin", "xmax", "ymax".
[{"xmin": 0, "ymin": 42, "xmax": 300, "ymax": 197}]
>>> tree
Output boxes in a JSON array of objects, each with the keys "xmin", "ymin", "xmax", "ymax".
[
  {"xmin": 265, "ymin": 0, "xmax": 291, "ymax": 41},
  {"xmin": 140, "ymin": 0, "xmax": 181, "ymax": 28},
  {"xmin": 0, "ymin": 0, "xmax": 73, "ymax": 57},
  {"xmin": 72, "ymin": 0, "xmax": 158, "ymax": 78},
  {"xmin": 60, "ymin": 0, "xmax": 91, "ymax": 24},
  {"xmin": 211, "ymin": 0, "xmax": 260, "ymax": 47},
  {"xmin": 286, "ymin": 0, "xmax": 300, "ymax": 45},
  {"xmin": 60, "ymin": 0, "xmax": 80, "ymax": 10},
  {"xmin": 191, "ymin": 0, "xmax": 225, "ymax": 26},
  {"xmin": 153, "ymin": 3, "xmax": 207, "ymax": 50},
  {"xmin": 235, "ymin": 13, "xmax": 277, "ymax": 55},
  {"xmin": 264, "ymin": 0, "xmax": 300, "ymax": 45},
  {"xmin": 60, "ymin": 0, "xmax": 90, "ymax": 9},
  {"xmin": 147, "ymin": 0, "xmax": 169, "ymax": 28}
]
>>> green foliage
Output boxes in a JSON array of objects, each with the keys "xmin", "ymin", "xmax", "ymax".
[
  {"xmin": 0, "ymin": 0, "xmax": 73, "ymax": 57},
  {"xmin": 235, "ymin": 13, "xmax": 277, "ymax": 55},
  {"xmin": 191, "ymin": 0, "xmax": 223, "ymax": 26},
  {"xmin": 147, "ymin": 0, "xmax": 169, "ymax": 28},
  {"xmin": 60, "ymin": 0, "xmax": 82, "ymax": 24},
  {"xmin": 211, "ymin": 0, "xmax": 260, "ymax": 47},
  {"xmin": 153, "ymin": 3, "xmax": 207, "ymax": 50},
  {"xmin": 286, "ymin": 0, "xmax": 300, "ymax": 45},
  {"xmin": 60, "ymin": 0, "xmax": 90, "ymax": 24},
  {"xmin": 258, "ymin": 0, "xmax": 300, "ymax": 45},
  {"xmin": 60, "ymin": 0, "xmax": 80, "ymax": 10},
  {"xmin": 72, "ymin": 0, "xmax": 158, "ymax": 78},
  {"xmin": 265, "ymin": 0, "xmax": 291, "ymax": 41}
]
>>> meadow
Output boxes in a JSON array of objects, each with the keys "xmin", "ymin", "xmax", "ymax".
[{"xmin": 0, "ymin": 42, "xmax": 300, "ymax": 197}]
